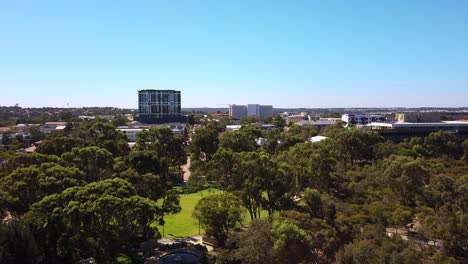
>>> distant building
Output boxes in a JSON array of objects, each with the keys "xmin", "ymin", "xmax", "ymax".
[
  {"xmin": 0, "ymin": 127, "xmax": 12, "ymax": 133},
  {"xmin": 78, "ymin": 115, "xmax": 96, "ymax": 120},
  {"xmin": 342, "ymin": 114, "xmax": 386, "ymax": 125},
  {"xmin": 258, "ymin": 105, "xmax": 273, "ymax": 120},
  {"xmin": 395, "ymin": 112, "xmax": 440, "ymax": 122},
  {"xmin": 357, "ymin": 120, "xmax": 468, "ymax": 140},
  {"xmin": 229, "ymin": 105, "xmax": 248, "ymax": 120},
  {"xmin": 229, "ymin": 104, "xmax": 273, "ymax": 120},
  {"xmin": 0, "ymin": 124, "xmax": 42, "ymax": 146},
  {"xmin": 18, "ymin": 140, "xmax": 42, "ymax": 153},
  {"xmin": 287, "ymin": 115, "xmax": 307, "ymax": 123},
  {"xmin": 358, "ymin": 120, "xmax": 468, "ymax": 131},
  {"xmin": 225, "ymin": 125, "xmax": 243, "ymax": 132},
  {"xmin": 319, "ymin": 117, "xmax": 342, "ymax": 122},
  {"xmin": 0, "ymin": 132, "xmax": 19, "ymax": 145},
  {"xmin": 137, "ymin": 89, "xmax": 186, "ymax": 124},
  {"xmin": 295, "ymin": 120, "xmax": 336, "ymax": 130},
  {"xmin": 310, "ymin": 135, "xmax": 328, "ymax": 143},
  {"xmin": 117, "ymin": 123, "xmax": 186, "ymax": 142},
  {"xmin": 259, "ymin": 124, "xmax": 275, "ymax": 130},
  {"xmin": 117, "ymin": 128, "xmax": 142, "ymax": 142},
  {"xmin": 210, "ymin": 113, "xmax": 229, "ymax": 120},
  {"xmin": 225, "ymin": 123, "xmax": 276, "ymax": 132},
  {"xmin": 40, "ymin": 122, "xmax": 67, "ymax": 133}
]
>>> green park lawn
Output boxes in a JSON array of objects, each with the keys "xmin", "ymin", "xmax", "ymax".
[
  {"xmin": 154, "ymin": 188, "xmax": 222, "ymax": 238},
  {"xmin": 153, "ymin": 188, "xmax": 267, "ymax": 238}
]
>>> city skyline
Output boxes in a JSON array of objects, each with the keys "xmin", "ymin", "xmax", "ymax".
[{"xmin": 1, "ymin": 1, "xmax": 468, "ymax": 108}]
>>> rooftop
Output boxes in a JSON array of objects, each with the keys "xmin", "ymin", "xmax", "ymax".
[
  {"xmin": 44, "ymin": 122, "xmax": 67, "ymax": 126},
  {"xmin": 296, "ymin": 120, "xmax": 336, "ymax": 126},
  {"xmin": 362, "ymin": 121, "xmax": 468, "ymax": 128},
  {"xmin": 310, "ymin": 135, "xmax": 328, "ymax": 143},
  {"xmin": 139, "ymin": 89, "xmax": 180, "ymax": 92}
]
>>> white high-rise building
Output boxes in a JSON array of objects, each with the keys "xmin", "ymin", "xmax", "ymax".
[
  {"xmin": 247, "ymin": 104, "xmax": 260, "ymax": 116},
  {"xmin": 258, "ymin": 105, "xmax": 273, "ymax": 120},
  {"xmin": 229, "ymin": 104, "xmax": 273, "ymax": 120},
  {"xmin": 229, "ymin": 104, "xmax": 248, "ymax": 120}
]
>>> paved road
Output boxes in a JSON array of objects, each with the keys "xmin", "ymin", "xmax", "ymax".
[
  {"xmin": 159, "ymin": 235, "xmax": 213, "ymax": 252},
  {"xmin": 182, "ymin": 157, "xmax": 191, "ymax": 182},
  {"xmin": 386, "ymin": 227, "xmax": 443, "ymax": 247}
]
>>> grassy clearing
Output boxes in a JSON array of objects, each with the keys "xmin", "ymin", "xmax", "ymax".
[
  {"xmin": 153, "ymin": 188, "xmax": 222, "ymax": 238},
  {"xmin": 153, "ymin": 188, "xmax": 269, "ymax": 238}
]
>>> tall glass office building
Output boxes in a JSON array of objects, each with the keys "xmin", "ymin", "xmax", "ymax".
[{"xmin": 137, "ymin": 90, "xmax": 185, "ymax": 124}]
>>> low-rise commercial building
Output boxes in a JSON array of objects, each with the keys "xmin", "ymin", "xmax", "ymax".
[
  {"xmin": 295, "ymin": 120, "xmax": 336, "ymax": 129},
  {"xmin": 40, "ymin": 122, "xmax": 67, "ymax": 133},
  {"xmin": 358, "ymin": 121, "xmax": 468, "ymax": 131},
  {"xmin": 117, "ymin": 128, "xmax": 142, "ymax": 142},
  {"xmin": 342, "ymin": 114, "xmax": 386, "ymax": 125},
  {"xmin": 225, "ymin": 124, "xmax": 275, "ymax": 132},
  {"xmin": 395, "ymin": 112, "xmax": 440, "ymax": 122},
  {"xmin": 117, "ymin": 123, "xmax": 186, "ymax": 142},
  {"xmin": 357, "ymin": 120, "xmax": 468, "ymax": 139}
]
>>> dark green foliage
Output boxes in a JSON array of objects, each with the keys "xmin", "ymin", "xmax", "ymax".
[
  {"xmin": 0, "ymin": 221, "xmax": 41, "ymax": 264},
  {"xmin": 28, "ymin": 126, "xmax": 44, "ymax": 143},
  {"xmin": 240, "ymin": 115, "xmax": 259, "ymax": 124},
  {"xmin": 212, "ymin": 150, "xmax": 293, "ymax": 219},
  {"xmin": 227, "ymin": 220, "xmax": 274, "ymax": 264},
  {"xmin": 1, "ymin": 132, "xmax": 13, "ymax": 146},
  {"xmin": 227, "ymin": 210, "xmax": 340, "ymax": 264},
  {"xmin": 383, "ymin": 156, "xmax": 429, "ymax": 206},
  {"xmin": 287, "ymin": 124, "xmax": 319, "ymax": 141},
  {"xmin": 36, "ymin": 136, "xmax": 81, "ymax": 156},
  {"xmin": 190, "ymin": 124, "xmax": 219, "ymax": 161},
  {"xmin": 135, "ymin": 126, "xmax": 186, "ymax": 165},
  {"xmin": 275, "ymin": 134, "xmax": 304, "ymax": 152},
  {"xmin": 424, "ymin": 131, "xmax": 462, "ymax": 158},
  {"xmin": 193, "ymin": 193, "xmax": 245, "ymax": 246},
  {"xmin": 127, "ymin": 150, "xmax": 162, "ymax": 175},
  {"xmin": 0, "ymin": 163, "xmax": 85, "ymax": 214},
  {"xmin": 219, "ymin": 129, "xmax": 258, "ymax": 153},
  {"xmin": 336, "ymin": 226, "xmax": 420, "ymax": 264},
  {"xmin": 112, "ymin": 115, "xmax": 129, "ymax": 127},
  {"xmin": 271, "ymin": 115, "xmax": 286, "ymax": 129},
  {"xmin": 259, "ymin": 127, "xmax": 282, "ymax": 154},
  {"xmin": 215, "ymin": 129, "xmax": 467, "ymax": 262},
  {"xmin": 462, "ymin": 139, "xmax": 468, "ymax": 160},
  {"xmin": 0, "ymin": 117, "xmax": 186, "ymax": 263},
  {"xmin": 61, "ymin": 146, "xmax": 114, "ymax": 181},
  {"xmin": 302, "ymin": 188, "xmax": 336, "ymax": 223},
  {"xmin": 329, "ymin": 129, "xmax": 384, "ymax": 165},
  {"xmin": 24, "ymin": 178, "xmax": 161, "ymax": 263},
  {"xmin": 1, "ymin": 153, "xmax": 60, "ymax": 174},
  {"xmin": 2, "ymin": 113, "xmax": 468, "ymax": 263}
]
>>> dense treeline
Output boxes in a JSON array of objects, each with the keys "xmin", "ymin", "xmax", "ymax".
[
  {"xmin": 189, "ymin": 121, "xmax": 468, "ymax": 263},
  {"xmin": 1, "ymin": 116, "xmax": 467, "ymax": 263},
  {"xmin": 1, "ymin": 119, "xmax": 184, "ymax": 263},
  {"xmin": 0, "ymin": 106, "xmax": 134, "ymax": 126}
]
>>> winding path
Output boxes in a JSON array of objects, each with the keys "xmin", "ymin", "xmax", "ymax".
[{"xmin": 182, "ymin": 157, "xmax": 191, "ymax": 182}]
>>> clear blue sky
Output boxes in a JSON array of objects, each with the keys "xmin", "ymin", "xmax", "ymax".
[{"xmin": 1, "ymin": 0, "xmax": 467, "ymax": 108}]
